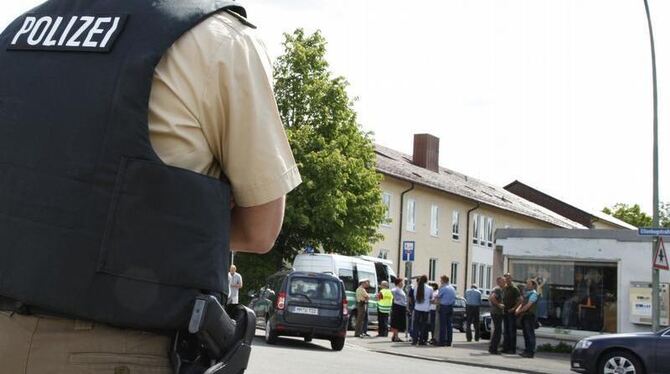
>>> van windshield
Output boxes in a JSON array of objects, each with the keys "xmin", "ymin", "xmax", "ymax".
[{"xmin": 289, "ymin": 277, "xmax": 341, "ymax": 301}]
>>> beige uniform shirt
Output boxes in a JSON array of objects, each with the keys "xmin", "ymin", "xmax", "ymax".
[
  {"xmin": 0, "ymin": 11, "xmax": 301, "ymax": 374},
  {"xmin": 148, "ymin": 11, "xmax": 301, "ymax": 206}
]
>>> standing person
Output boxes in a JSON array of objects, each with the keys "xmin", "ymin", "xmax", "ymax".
[
  {"xmin": 390, "ymin": 278, "xmax": 408, "ymax": 342},
  {"xmin": 377, "ymin": 281, "xmax": 393, "ymax": 337},
  {"xmin": 355, "ymin": 279, "xmax": 371, "ymax": 338},
  {"xmin": 436, "ymin": 275, "xmax": 456, "ymax": 346},
  {"xmin": 228, "ymin": 265, "xmax": 243, "ymax": 305},
  {"xmin": 464, "ymin": 283, "xmax": 482, "ymax": 342},
  {"xmin": 516, "ymin": 279, "xmax": 539, "ymax": 358},
  {"xmin": 429, "ymin": 282, "xmax": 439, "ymax": 344},
  {"xmin": 502, "ymin": 273, "xmax": 522, "ymax": 354},
  {"xmin": 489, "ymin": 277, "xmax": 506, "ymax": 354},
  {"xmin": 411, "ymin": 275, "xmax": 433, "ymax": 345},
  {"xmin": 0, "ymin": 1, "xmax": 302, "ymax": 373}
]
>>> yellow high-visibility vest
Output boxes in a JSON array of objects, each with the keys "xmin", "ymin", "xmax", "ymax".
[{"xmin": 378, "ymin": 288, "xmax": 393, "ymax": 314}]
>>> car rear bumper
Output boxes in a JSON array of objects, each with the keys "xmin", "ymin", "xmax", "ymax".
[{"xmin": 272, "ymin": 315, "xmax": 348, "ymax": 339}]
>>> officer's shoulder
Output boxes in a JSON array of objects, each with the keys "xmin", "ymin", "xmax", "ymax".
[{"xmin": 206, "ymin": 10, "xmax": 257, "ymax": 37}]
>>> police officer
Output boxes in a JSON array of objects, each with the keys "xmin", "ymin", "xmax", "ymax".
[{"xmin": 0, "ymin": 1, "xmax": 301, "ymax": 373}]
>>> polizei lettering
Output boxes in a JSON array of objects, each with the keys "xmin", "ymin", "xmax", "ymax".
[{"xmin": 8, "ymin": 14, "xmax": 127, "ymax": 52}]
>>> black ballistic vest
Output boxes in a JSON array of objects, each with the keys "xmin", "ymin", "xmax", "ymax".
[{"xmin": 0, "ymin": 0, "xmax": 244, "ymax": 330}]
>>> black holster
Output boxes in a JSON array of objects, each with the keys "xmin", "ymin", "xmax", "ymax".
[{"xmin": 171, "ymin": 296, "xmax": 256, "ymax": 374}]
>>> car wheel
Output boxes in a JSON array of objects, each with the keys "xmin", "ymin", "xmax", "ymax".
[
  {"xmin": 304, "ymin": 336, "xmax": 312, "ymax": 343},
  {"xmin": 331, "ymin": 336, "xmax": 345, "ymax": 351},
  {"xmin": 348, "ymin": 311, "xmax": 357, "ymax": 331},
  {"xmin": 599, "ymin": 350, "xmax": 644, "ymax": 374},
  {"xmin": 265, "ymin": 319, "xmax": 278, "ymax": 345}
]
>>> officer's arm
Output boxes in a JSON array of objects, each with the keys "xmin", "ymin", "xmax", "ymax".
[{"xmin": 230, "ymin": 195, "xmax": 285, "ymax": 253}]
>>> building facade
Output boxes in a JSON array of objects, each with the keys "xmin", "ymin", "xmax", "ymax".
[{"xmin": 371, "ymin": 134, "xmax": 585, "ymax": 294}]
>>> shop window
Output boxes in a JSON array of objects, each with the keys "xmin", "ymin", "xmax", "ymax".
[{"xmin": 508, "ymin": 259, "xmax": 618, "ymax": 333}]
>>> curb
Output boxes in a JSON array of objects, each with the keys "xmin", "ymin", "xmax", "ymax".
[{"xmin": 367, "ymin": 349, "xmax": 561, "ymax": 374}]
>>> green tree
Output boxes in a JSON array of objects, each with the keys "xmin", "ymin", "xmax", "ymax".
[
  {"xmin": 602, "ymin": 203, "xmax": 670, "ymax": 228},
  {"xmin": 235, "ymin": 30, "xmax": 386, "ymax": 299}
]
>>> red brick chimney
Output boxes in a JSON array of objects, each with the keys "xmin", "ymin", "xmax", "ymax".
[{"xmin": 413, "ymin": 134, "xmax": 440, "ymax": 173}]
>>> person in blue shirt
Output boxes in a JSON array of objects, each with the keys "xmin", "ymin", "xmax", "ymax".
[
  {"xmin": 436, "ymin": 275, "xmax": 456, "ymax": 346},
  {"xmin": 515, "ymin": 279, "xmax": 539, "ymax": 358},
  {"xmin": 464, "ymin": 284, "xmax": 483, "ymax": 342}
]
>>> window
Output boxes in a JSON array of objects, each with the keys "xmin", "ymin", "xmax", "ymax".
[
  {"xmin": 406, "ymin": 199, "xmax": 416, "ymax": 232},
  {"xmin": 450, "ymin": 262, "xmax": 459, "ymax": 286},
  {"xmin": 430, "ymin": 205, "xmax": 439, "ymax": 237},
  {"xmin": 338, "ymin": 268, "xmax": 354, "ymax": 291},
  {"xmin": 429, "ymin": 258, "xmax": 438, "ymax": 281},
  {"xmin": 487, "ymin": 217, "xmax": 494, "ymax": 247},
  {"xmin": 486, "ymin": 266, "xmax": 492, "ymax": 289},
  {"xmin": 452, "ymin": 210, "xmax": 460, "ymax": 240},
  {"xmin": 472, "ymin": 214, "xmax": 479, "ymax": 244},
  {"xmin": 378, "ymin": 249, "xmax": 390, "ymax": 260},
  {"xmin": 382, "ymin": 192, "xmax": 392, "ymax": 226},
  {"xmin": 479, "ymin": 215, "xmax": 486, "ymax": 245},
  {"xmin": 479, "ymin": 264, "xmax": 485, "ymax": 288},
  {"xmin": 471, "ymin": 263, "xmax": 477, "ymax": 284}
]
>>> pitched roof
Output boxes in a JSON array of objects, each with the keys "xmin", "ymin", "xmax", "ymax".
[
  {"xmin": 589, "ymin": 210, "xmax": 638, "ymax": 230},
  {"xmin": 374, "ymin": 144, "xmax": 587, "ymax": 229}
]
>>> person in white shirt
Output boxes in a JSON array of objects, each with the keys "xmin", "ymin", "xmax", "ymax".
[
  {"xmin": 411, "ymin": 275, "xmax": 434, "ymax": 345},
  {"xmin": 228, "ymin": 265, "xmax": 243, "ymax": 305}
]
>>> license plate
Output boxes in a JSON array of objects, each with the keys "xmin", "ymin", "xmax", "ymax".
[{"xmin": 293, "ymin": 306, "xmax": 319, "ymax": 315}]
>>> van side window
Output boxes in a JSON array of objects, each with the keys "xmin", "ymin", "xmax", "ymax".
[{"xmin": 338, "ymin": 269, "xmax": 354, "ymax": 291}]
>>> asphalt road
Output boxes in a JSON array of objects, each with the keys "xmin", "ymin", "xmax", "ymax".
[{"xmin": 246, "ymin": 332, "xmax": 519, "ymax": 374}]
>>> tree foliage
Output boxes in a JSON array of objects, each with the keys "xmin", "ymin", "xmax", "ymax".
[
  {"xmin": 235, "ymin": 30, "xmax": 386, "ymax": 297},
  {"xmin": 602, "ymin": 203, "xmax": 670, "ymax": 228},
  {"xmin": 273, "ymin": 29, "xmax": 386, "ymax": 260}
]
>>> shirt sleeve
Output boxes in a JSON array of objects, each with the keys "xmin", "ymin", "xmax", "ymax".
[
  {"xmin": 199, "ymin": 14, "xmax": 301, "ymax": 207},
  {"xmin": 529, "ymin": 292, "xmax": 538, "ymax": 304}
]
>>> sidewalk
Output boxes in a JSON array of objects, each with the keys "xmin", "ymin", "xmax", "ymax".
[{"xmin": 345, "ymin": 331, "xmax": 573, "ymax": 374}]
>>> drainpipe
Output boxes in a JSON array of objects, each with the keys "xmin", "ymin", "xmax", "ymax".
[
  {"xmin": 397, "ymin": 182, "xmax": 415, "ymax": 275},
  {"xmin": 463, "ymin": 202, "xmax": 481, "ymax": 292}
]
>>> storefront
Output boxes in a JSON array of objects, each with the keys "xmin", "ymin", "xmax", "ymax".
[{"xmin": 494, "ymin": 229, "xmax": 670, "ymax": 335}]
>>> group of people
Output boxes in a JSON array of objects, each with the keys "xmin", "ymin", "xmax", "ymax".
[
  {"xmin": 354, "ymin": 272, "xmax": 540, "ymax": 359},
  {"xmin": 488, "ymin": 273, "xmax": 539, "ymax": 358}
]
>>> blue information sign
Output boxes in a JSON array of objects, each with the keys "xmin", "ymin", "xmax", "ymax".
[
  {"xmin": 639, "ymin": 228, "xmax": 670, "ymax": 236},
  {"xmin": 402, "ymin": 241, "xmax": 415, "ymax": 262},
  {"xmin": 305, "ymin": 245, "xmax": 315, "ymax": 254}
]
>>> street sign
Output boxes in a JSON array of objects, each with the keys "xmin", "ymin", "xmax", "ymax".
[
  {"xmin": 402, "ymin": 241, "xmax": 415, "ymax": 262},
  {"xmin": 654, "ymin": 238, "xmax": 669, "ymax": 270},
  {"xmin": 639, "ymin": 227, "xmax": 670, "ymax": 236}
]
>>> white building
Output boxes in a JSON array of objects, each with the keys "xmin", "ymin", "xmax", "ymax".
[{"xmin": 495, "ymin": 229, "xmax": 670, "ymax": 336}]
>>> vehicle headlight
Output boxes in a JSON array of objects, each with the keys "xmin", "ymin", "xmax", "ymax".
[{"xmin": 575, "ymin": 340, "xmax": 593, "ymax": 350}]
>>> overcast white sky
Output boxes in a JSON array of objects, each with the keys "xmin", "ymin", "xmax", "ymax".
[{"xmin": 2, "ymin": 1, "xmax": 668, "ymax": 216}]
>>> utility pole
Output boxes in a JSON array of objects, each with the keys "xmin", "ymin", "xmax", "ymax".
[{"xmin": 642, "ymin": 0, "xmax": 660, "ymax": 332}]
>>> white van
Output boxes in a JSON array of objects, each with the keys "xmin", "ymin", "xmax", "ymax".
[{"xmin": 293, "ymin": 253, "xmax": 382, "ymax": 329}]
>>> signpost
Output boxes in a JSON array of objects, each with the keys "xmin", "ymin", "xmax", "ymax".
[
  {"xmin": 654, "ymin": 238, "xmax": 669, "ymax": 270},
  {"xmin": 402, "ymin": 241, "xmax": 415, "ymax": 262}
]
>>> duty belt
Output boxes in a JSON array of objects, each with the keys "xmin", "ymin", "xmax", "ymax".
[{"xmin": 0, "ymin": 295, "xmax": 256, "ymax": 374}]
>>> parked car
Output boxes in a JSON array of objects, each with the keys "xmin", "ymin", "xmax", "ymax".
[
  {"xmin": 571, "ymin": 327, "xmax": 670, "ymax": 374},
  {"xmin": 293, "ymin": 253, "xmax": 386, "ymax": 329},
  {"xmin": 452, "ymin": 297, "xmax": 466, "ymax": 332},
  {"xmin": 248, "ymin": 270, "xmax": 349, "ymax": 351}
]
